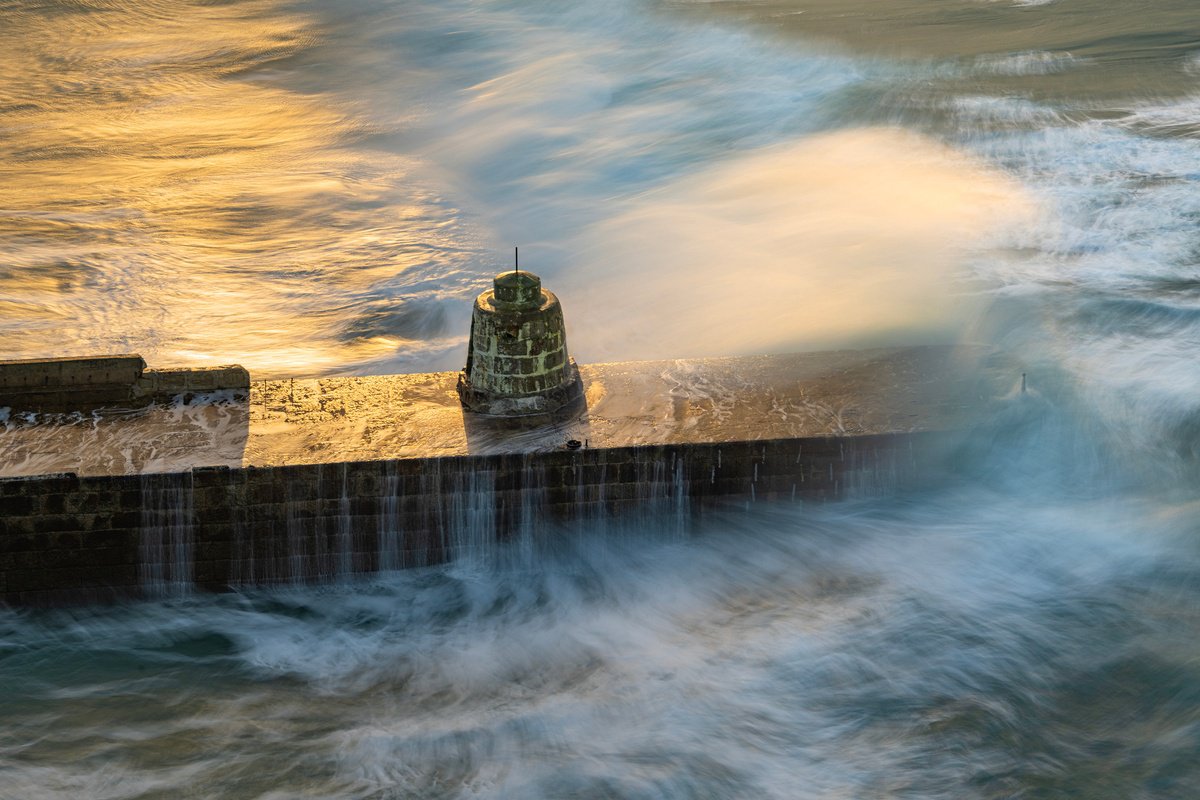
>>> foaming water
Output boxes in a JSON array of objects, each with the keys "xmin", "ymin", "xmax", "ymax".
[
  {"xmin": 5, "ymin": 0, "xmax": 1200, "ymax": 796},
  {"xmin": 3, "ymin": 488, "xmax": 1198, "ymax": 798}
]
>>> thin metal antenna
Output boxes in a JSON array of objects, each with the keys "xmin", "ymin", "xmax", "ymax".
[{"xmin": 514, "ymin": 246, "xmax": 519, "ymax": 276}]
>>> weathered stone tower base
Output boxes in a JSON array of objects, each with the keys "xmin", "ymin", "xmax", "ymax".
[
  {"xmin": 457, "ymin": 363, "xmax": 584, "ymax": 417},
  {"xmin": 457, "ymin": 270, "xmax": 584, "ymax": 417}
]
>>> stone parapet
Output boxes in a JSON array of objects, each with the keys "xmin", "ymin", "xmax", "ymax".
[
  {"xmin": 0, "ymin": 355, "xmax": 249, "ymax": 413},
  {"xmin": 134, "ymin": 366, "xmax": 251, "ymax": 401}
]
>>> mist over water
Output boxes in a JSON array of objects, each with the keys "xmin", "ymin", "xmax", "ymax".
[
  {"xmin": 4, "ymin": 0, "xmax": 1200, "ymax": 797},
  {"xmin": 565, "ymin": 128, "xmax": 1033, "ymax": 358}
]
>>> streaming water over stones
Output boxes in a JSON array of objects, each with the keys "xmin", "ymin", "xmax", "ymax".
[
  {"xmin": 138, "ymin": 472, "xmax": 195, "ymax": 597},
  {"xmin": 4, "ymin": 0, "xmax": 1200, "ymax": 797}
]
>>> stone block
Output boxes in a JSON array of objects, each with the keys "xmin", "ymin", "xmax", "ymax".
[
  {"xmin": 195, "ymin": 516, "xmax": 237, "ymax": 541},
  {"xmin": 114, "ymin": 489, "xmax": 142, "ymax": 509},
  {"xmin": 67, "ymin": 493, "xmax": 104, "ymax": 515},
  {"xmin": 109, "ymin": 510, "xmax": 142, "ymax": 529},
  {"xmin": 312, "ymin": 468, "xmax": 346, "ymax": 500},
  {"xmin": 0, "ymin": 495, "xmax": 34, "ymax": 516},
  {"xmin": 520, "ymin": 319, "xmax": 545, "ymax": 338},
  {"xmin": 14, "ymin": 546, "xmax": 87, "ymax": 569},
  {"xmin": 0, "ymin": 355, "xmax": 143, "ymax": 389},
  {"xmin": 353, "ymin": 471, "xmax": 381, "ymax": 496},
  {"xmin": 247, "ymin": 480, "xmax": 283, "ymax": 506},
  {"xmin": 52, "ymin": 531, "xmax": 82, "ymax": 550},
  {"xmin": 82, "ymin": 544, "xmax": 135, "ymax": 566},
  {"xmin": 188, "ymin": 366, "xmax": 249, "ymax": 392},
  {"xmin": 194, "ymin": 538, "xmax": 234, "ymax": 562},
  {"xmin": 193, "ymin": 486, "xmax": 230, "ymax": 509},
  {"xmin": 495, "ymin": 336, "xmax": 528, "ymax": 356},
  {"xmin": 62, "ymin": 356, "xmax": 145, "ymax": 386},
  {"xmin": 190, "ymin": 464, "xmax": 234, "ymax": 486},
  {"xmin": 41, "ymin": 494, "xmax": 67, "ymax": 514},
  {"xmin": 32, "ymin": 515, "xmax": 82, "ymax": 534},
  {"xmin": 1, "ymin": 533, "xmax": 36, "ymax": 553},
  {"xmin": 145, "ymin": 372, "xmax": 188, "ymax": 397}
]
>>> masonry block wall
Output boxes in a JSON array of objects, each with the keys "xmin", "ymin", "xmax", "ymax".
[
  {"xmin": 0, "ymin": 355, "xmax": 249, "ymax": 412},
  {"xmin": 0, "ymin": 432, "xmax": 952, "ymax": 606}
]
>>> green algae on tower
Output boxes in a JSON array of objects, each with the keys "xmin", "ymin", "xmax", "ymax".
[{"xmin": 457, "ymin": 269, "xmax": 584, "ymax": 416}]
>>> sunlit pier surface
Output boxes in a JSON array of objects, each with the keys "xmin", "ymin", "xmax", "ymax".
[{"xmin": 0, "ymin": 346, "xmax": 1000, "ymax": 479}]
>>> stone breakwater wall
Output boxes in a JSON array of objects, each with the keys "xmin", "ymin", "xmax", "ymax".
[
  {"xmin": 0, "ymin": 433, "xmax": 951, "ymax": 606},
  {"xmin": 0, "ymin": 355, "xmax": 249, "ymax": 413}
]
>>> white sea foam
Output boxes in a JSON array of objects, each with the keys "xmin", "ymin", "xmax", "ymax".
[
  {"xmin": 974, "ymin": 50, "xmax": 1081, "ymax": 76},
  {"xmin": 2, "ymin": 486, "xmax": 1191, "ymax": 798}
]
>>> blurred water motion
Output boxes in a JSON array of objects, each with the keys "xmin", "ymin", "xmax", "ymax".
[
  {"xmin": 4, "ymin": 0, "xmax": 1200, "ymax": 797},
  {"xmin": 566, "ymin": 127, "xmax": 1034, "ymax": 358},
  {"xmin": 3, "ymin": 493, "xmax": 1198, "ymax": 798},
  {"xmin": 0, "ymin": 0, "xmax": 1042, "ymax": 376},
  {"xmin": 0, "ymin": 0, "xmax": 475, "ymax": 377}
]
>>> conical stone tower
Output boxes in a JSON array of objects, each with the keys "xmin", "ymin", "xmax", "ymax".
[{"xmin": 457, "ymin": 269, "xmax": 584, "ymax": 416}]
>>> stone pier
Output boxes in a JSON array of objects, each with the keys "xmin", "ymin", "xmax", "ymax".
[{"xmin": 0, "ymin": 346, "xmax": 1004, "ymax": 606}]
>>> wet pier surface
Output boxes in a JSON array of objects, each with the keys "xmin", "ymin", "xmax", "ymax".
[{"xmin": 0, "ymin": 346, "xmax": 1001, "ymax": 478}]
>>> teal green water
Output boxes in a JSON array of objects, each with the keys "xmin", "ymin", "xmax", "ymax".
[{"xmin": 3, "ymin": 0, "xmax": 1200, "ymax": 796}]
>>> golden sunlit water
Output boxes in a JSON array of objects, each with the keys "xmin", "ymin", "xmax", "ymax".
[
  {"xmin": 0, "ymin": 0, "xmax": 1059, "ymax": 377},
  {"xmin": 1, "ymin": 0, "xmax": 476, "ymax": 377}
]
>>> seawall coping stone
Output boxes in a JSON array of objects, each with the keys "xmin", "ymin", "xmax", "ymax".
[{"xmin": 0, "ymin": 355, "xmax": 249, "ymax": 413}]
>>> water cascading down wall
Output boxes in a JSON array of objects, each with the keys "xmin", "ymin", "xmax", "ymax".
[{"xmin": 0, "ymin": 434, "xmax": 944, "ymax": 605}]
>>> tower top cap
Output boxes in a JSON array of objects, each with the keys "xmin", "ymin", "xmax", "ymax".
[{"xmin": 492, "ymin": 270, "xmax": 543, "ymax": 308}]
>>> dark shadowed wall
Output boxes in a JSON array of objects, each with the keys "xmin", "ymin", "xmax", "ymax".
[{"xmin": 0, "ymin": 433, "xmax": 952, "ymax": 606}]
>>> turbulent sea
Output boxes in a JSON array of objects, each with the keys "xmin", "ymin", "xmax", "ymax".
[{"xmin": 3, "ymin": 0, "xmax": 1200, "ymax": 797}]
